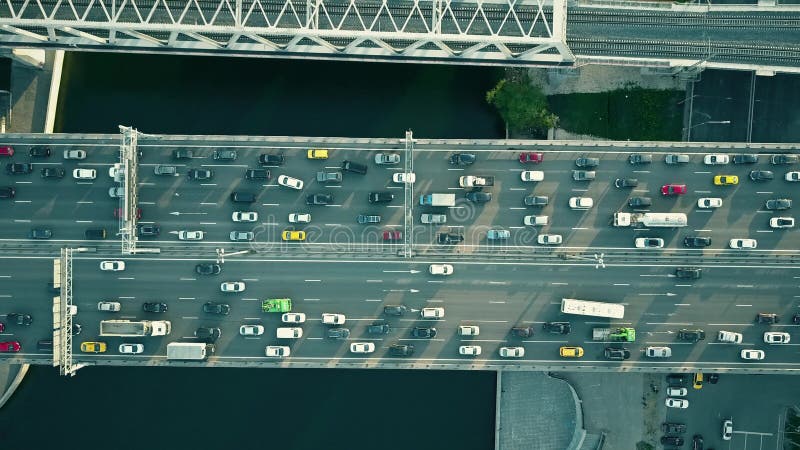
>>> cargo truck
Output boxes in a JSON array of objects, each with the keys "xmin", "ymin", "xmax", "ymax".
[
  {"xmin": 592, "ymin": 327, "xmax": 636, "ymax": 342},
  {"xmin": 613, "ymin": 212, "xmax": 687, "ymax": 228},
  {"xmin": 100, "ymin": 319, "xmax": 171, "ymax": 337},
  {"xmin": 166, "ymin": 342, "xmax": 214, "ymax": 360},
  {"xmin": 561, "ymin": 298, "xmax": 625, "ymax": 319},
  {"xmin": 419, "ymin": 193, "xmax": 456, "ymax": 207},
  {"xmin": 458, "ymin": 175, "xmax": 494, "ymax": 188},
  {"xmin": 262, "ymin": 298, "xmax": 292, "ymax": 313}
]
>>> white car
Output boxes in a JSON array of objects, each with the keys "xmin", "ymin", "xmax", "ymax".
[
  {"xmin": 239, "ymin": 324, "xmax": 265, "ymax": 336},
  {"xmin": 770, "ymin": 217, "xmax": 795, "ymax": 229},
  {"xmin": 97, "ymin": 301, "xmax": 121, "ymax": 312},
  {"xmin": 704, "ymin": 154, "xmax": 730, "ymax": 165},
  {"xmin": 569, "ymin": 197, "xmax": 593, "ymax": 210},
  {"xmin": 375, "ymin": 153, "xmax": 400, "ymax": 165},
  {"xmin": 108, "ymin": 187, "xmax": 124, "ymax": 198},
  {"xmin": 277, "ymin": 174, "xmax": 304, "ymax": 190},
  {"xmin": 392, "ymin": 172, "xmax": 416, "ymax": 184},
  {"xmin": 178, "ymin": 230, "xmax": 204, "ymax": 241},
  {"xmin": 665, "ymin": 398, "xmax": 689, "ymax": 409},
  {"xmin": 420, "ymin": 307, "xmax": 445, "ymax": 319},
  {"xmin": 350, "ymin": 342, "xmax": 375, "ymax": 354},
  {"xmin": 429, "ymin": 264, "xmax": 454, "ymax": 276},
  {"xmin": 645, "ymin": 346, "xmax": 672, "ymax": 358},
  {"xmin": 458, "ymin": 325, "xmax": 480, "ymax": 336},
  {"xmin": 722, "ymin": 419, "xmax": 733, "ymax": 441},
  {"xmin": 785, "ymin": 171, "xmax": 800, "ymax": 182},
  {"xmin": 119, "ymin": 343, "xmax": 144, "ymax": 354},
  {"xmin": 537, "ymin": 234, "xmax": 563, "ymax": 245},
  {"xmin": 72, "ymin": 168, "xmax": 96, "ymax": 180},
  {"xmin": 322, "ymin": 313, "xmax": 346, "ymax": 325},
  {"xmin": 288, "ymin": 213, "xmax": 311, "ymax": 224},
  {"xmin": 459, "ymin": 345, "xmax": 482, "ymax": 356},
  {"xmin": 265, "ymin": 345, "xmax": 290, "ymax": 357},
  {"xmin": 740, "ymin": 349, "xmax": 765, "ymax": 360},
  {"xmin": 763, "ymin": 331, "xmax": 791, "ymax": 344},
  {"xmin": 520, "ymin": 170, "xmax": 544, "ymax": 182},
  {"xmin": 232, "ymin": 211, "xmax": 258, "ymax": 222},
  {"xmin": 666, "ymin": 387, "xmax": 687, "ymax": 397},
  {"xmin": 730, "ymin": 238, "xmax": 757, "ymax": 249},
  {"xmin": 499, "ymin": 347, "xmax": 525, "ymax": 358},
  {"xmin": 635, "ymin": 237, "xmax": 664, "ymax": 249},
  {"xmin": 100, "ymin": 260, "xmax": 125, "ymax": 271},
  {"xmin": 523, "ymin": 215, "xmax": 548, "ymax": 226},
  {"xmin": 220, "ymin": 281, "xmax": 246, "ymax": 293},
  {"xmin": 108, "ymin": 164, "xmax": 123, "ymax": 180},
  {"xmin": 697, "ymin": 198, "xmax": 723, "ymax": 209},
  {"xmin": 281, "ymin": 312, "xmax": 306, "ymax": 324},
  {"xmin": 63, "ymin": 149, "xmax": 86, "ymax": 159}
]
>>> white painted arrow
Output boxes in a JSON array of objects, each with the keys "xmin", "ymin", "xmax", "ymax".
[
  {"xmin": 382, "ymin": 270, "xmax": 421, "ymax": 274},
  {"xmin": 170, "ymin": 211, "xmax": 208, "ymax": 216}
]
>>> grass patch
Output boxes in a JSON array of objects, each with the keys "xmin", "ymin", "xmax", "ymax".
[
  {"xmin": 548, "ymin": 87, "xmax": 685, "ymax": 141},
  {"xmin": 635, "ymin": 441, "xmax": 654, "ymax": 450}
]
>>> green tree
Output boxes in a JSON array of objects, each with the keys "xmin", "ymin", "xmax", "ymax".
[{"xmin": 486, "ymin": 72, "xmax": 558, "ymax": 134}]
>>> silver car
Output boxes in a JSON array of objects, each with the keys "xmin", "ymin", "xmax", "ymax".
[
  {"xmin": 420, "ymin": 213, "xmax": 446, "ymax": 224},
  {"xmin": 645, "ymin": 346, "xmax": 672, "ymax": 358}
]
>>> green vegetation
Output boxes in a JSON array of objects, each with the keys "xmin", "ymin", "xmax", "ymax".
[
  {"xmin": 635, "ymin": 442, "xmax": 654, "ymax": 450},
  {"xmin": 486, "ymin": 69, "xmax": 557, "ymax": 137},
  {"xmin": 786, "ymin": 407, "xmax": 800, "ymax": 448},
  {"xmin": 548, "ymin": 86, "xmax": 684, "ymax": 141}
]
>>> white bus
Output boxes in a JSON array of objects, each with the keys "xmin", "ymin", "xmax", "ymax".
[{"xmin": 560, "ymin": 298, "xmax": 625, "ymax": 319}]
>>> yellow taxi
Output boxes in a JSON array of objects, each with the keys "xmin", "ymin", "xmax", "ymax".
[
  {"xmin": 559, "ymin": 346, "xmax": 584, "ymax": 358},
  {"xmin": 281, "ymin": 230, "xmax": 307, "ymax": 241},
  {"xmin": 80, "ymin": 341, "xmax": 107, "ymax": 353},
  {"xmin": 713, "ymin": 175, "xmax": 738, "ymax": 186},
  {"xmin": 693, "ymin": 372, "xmax": 703, "ymax": 389},
  {"xmin": 307, "ymin": 149, "xmax": 329, "ymax": 160}
]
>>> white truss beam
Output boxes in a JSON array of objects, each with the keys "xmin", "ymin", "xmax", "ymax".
[{"xmin": 0, "ymin": 0, "xmax": 573, "ymax": 66}]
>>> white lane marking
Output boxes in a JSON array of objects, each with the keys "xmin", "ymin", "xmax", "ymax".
[
  {"xmin": 324, "ymin": 223, "xmax": 342, "ymax": 226},
  {"xmin": 756, "ymin": 230, "xmax": 773, "ymax": 233},
  {"xmin": 198, "ymin": 222, "xmax": 217, "ymax": 225},
  {"xmin": 178, "ymin": 297, "xmax": 195, "ymax": 300},
  {"xmin": 571, "ymin": 227, "xmax": 588, "ymax": 230},
  {"xmin": 488, "ymin": 281, "xmax": 507, "ymax": 285},
  {"xmin": 571, "ymin": 188, "xmax": 588, "ymax": 192},
  {"xmin": 304, "ymin": 279, "xmax": 321, "ymax": 282},
  {"xmin": 261, "ymin": 203, "xmax": 279, "ymax": 206},
  {"xmin": 118, "ymin": 277, "xmax": 135, "ymax": 280},
  {"xmin": 694, "ymin": 171, "xmax": 711, "ymax": 174},
  {"xmin": 614, "ymin": 283, "xmax": 630, "ymax": 286},
  {"xmin": 695, "ymin": 210, "xmax": 712, "ymax": 213},
  {"xmin": 200, "ymin": 183, "xmax": 217, "ymax": 186},
  {"xmin": 200, "ymin": 202, "xmax": 217, "ymax": 205},
  {"xmin": 366, "ymin": 280, "xmax": 383, "ymax": 283},
  {"xmin": 509, "ymin": 207, "xmax": 526, "ymax": 210},
  {"xmin": 76, "ymin": 201, "xmax": 93, "ymax": 204},
  {"xmin": 756, "ymin": 191, "xmax": 773, "ymax": 194},
  {"xmin": 508, "ymin": 188, "xmax": 526, "ymax": 191},
  {"xmin": 551, "ymin": 282, "xmax": 568, "ymax": 285},
  {"xmin": 489, "ymin": 301, "xmax": 506, "ymax": 304},
  {"xmin": 13, "ymin": 219, "xmax": 31, "ymax": 223},
  {"xmin": 736, "ymin": 285, "xmax": 754, "ymax": 288},
  {"xmin": 427, "ymin": 280, "xmax": 444, "ymax": 283},
  {"xmin": 694, "ymin": 229, "xmax": 711, "ymax": 232},
  {"xmin": 674, "ymin": 284, "xmax": 692, "ymax": 287},
  {"xmin": 736, "ymin": 304, "xmax": 753, "ymax": 307},
  {"xmin": 633, "ymin": 170, "xmax": 650, "ymax": 174},
  {"xmin": 75, "ymin": 220, "xmax": 93, "ymax": 223},
  {"xmin": 304, "ymin": 298, "xmax": 320, "ymax": 301},
  {"xmin": 695, "ymin": 190, "xmax": 712, "ymax": 193},
  {"xmin": 365, "ymin": 299, "xmax": 382, "ymax": 302},
  {"xmin": 178, "ymin": 278, "xmax": 196, "ymax": 281}
]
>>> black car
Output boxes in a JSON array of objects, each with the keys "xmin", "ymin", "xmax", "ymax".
[
  {"xmin": 466, "ymin": 191, "xmax": 492, "ymax": 203},
  {"xmin": 661, "ymin": 422, "xmax": 687, "ymax": 434},
  {"xmin": 793, "ymin": 313, "xmax": 800, "ymax": 324},
  {"xmin": 172, "ymin": 149, "xmax": 193, "ymax": 159},
  {"xmin": 306, "ymin": 193, "xmax": 334, "ymax": 205},
  {"xmin": 524, "ymin": 195, "xmax": 548, "ymax": 206},
  {"xmin": 230, "ymin": 192, "xmax": 256, "ymax": 203},
  {"xmin": 604, "ymin": 347, "xmax": 631, "ymax": 360},
  {"xmin": 575, "ymin": 156, "xmax": 599, "ymax": 168},
  {"xmin": 684, "ymin": 236, "xmax": 711, "ymax": 247},
  {"xmin": 449, "ymin": 153, "xmax": 476, "ymax": 165},
  {"xmin": 213, "ymin": 149, "xmax": 237, "ymax": 161},
  {"xmin": 666, "ymin": 374, "xmax": 686, "ymax": 385},
  {"xmin": 383, "ymin": 305, "xmax": 407, "ymax": 316},
  {"xmin": 71, "ymin": 323, "xmax": 82, "ymax": 336},
  {"xmin": 614, "ymin": 178, "xmax": 638, "ymax": 188},
  {"xmin": 755, "ymin": 312, "xmax": 779, "ymax": 324},
  {"xmin": 245, "ymin": 169, "xmax": 270, "ymax": 180},
  {"xmin": 327, "ymin": 327, "xmax": 351, "ymax": 339},
  {"xmin": 203, "ymin": 302, "xmax": 231, "ymax": 315},
  {"xmin": 142, "ymin": 302, "xmax": 168, "ymax": 313},
  {"xmin": 661, "ymin": 436, "xmax": 684, "ymax": 446},
  {"xmin": 195, "ymin": 327, "xmax": 221, "ymax": 342},
  {"xmin": 7, "ymin": 313, "xmax": 33, "ymax": 326},
  {"xmin": 765, "ymin": 198, "xmax": 792, "ymax": 210},
  {"xmin": 437, "ymin": 233, "xmax": 464, "ymax": 245},
  {"xmin": 41, "ymin": 167, "xmax": 65, "ymax": 179},
  {"xmin": 692, "ymin": 434, "xmax": 704, "ymax": 450},
  {"xmin": 367, "ymin": 321, "xmax": 390, "ymax": 334},
  {"xmin": 29, "ymin": 146, "xmax": 51, "ymax": 157},
  {"xmin": 341, "ymin": 160, "xmax": 367, "ymax": 174},
  {"xmin": 6, "ymin": 163, "xmax": 33, "ymax": 175},
  {"xmin": 187, "ymin": 168, "xmax": 214, "ymax": 180},
  {"xmin": 84, "ymin": 228, "xmax": 107, "ymax": 240},
  {"xmin": 510, "ymin": 326, "xmax": 534, "ymax": 338},
  {"xmin": 0, "ymin": 186, "xmax": 15, "ymax": 199},
  {"xmin": 195, "ymin": 263, "xmax": 222, "ymax": 275},
  {"xmin": 628, "ymin": 153, "xmax": 652, "ymax": 164},
  {"xmin": 259, "ymin": 153, "xmax": 285, "ymax": 165},
  {"xmin": 749, "ymin": 170, "xmax": 774, "ymax": 182},
  {"xmin": 390, "ymin": 344, "xmax": 414, "ymax": 356},
  {"xmin": 771, "ymin": 154, "xmax": 798, "ymax": 165},
  {"xmin": 137, "ymin": 224, "xmax": 160, "ymax": 237},
  {"xmin": 28, "ymin": 228, "xmax": 52, "ymax": 240},
  {"xmin": 411, "ymin": 327, "xmax": 437, "ymax": 338},
  {"xmin": 628, "ymin": 197, "xmax": 652, "ymax": 208},
  {"xmin": 542, "ymin": 322, "xmax": 571, "ymax": 334},
  {"xmin": 675, "ymin": 267, "xmax": 701, "ymax": 279},
  {"xmin": 707, "ymin": 373, "xmax": 720, "ymax": 384},
  {"xmin": 368, "ymin": 192, "xmax": 395, "ymax": 203},
  {"xmin": 733, "ymin": 154, "xmax": 758, "ymax": 164},
  {"xmin": 678, "ymin": 329, "xmax": 706, "ymax": 342}
]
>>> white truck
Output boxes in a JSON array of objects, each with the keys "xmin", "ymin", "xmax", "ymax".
[
  {"xmin": 419, "ymin": 193, "xmax": 456, "ymax": 207},
  {"xmin": 459, "ymin": 175, "xmax": 494, "ymax": 188},
  {"xmin": 561, "ymin": 298, "xmax": 625, "ymax": 319},
  {"xmin": 613, "ymin": 212, "xmax": 687, "ymax": 228},
  {"xmin": 166, "ymin": 342, "xmax": 215, "ymax": 361},
  {"xmin": 100, "ymin": 320, "xmax": 171, "ymax": 337}
]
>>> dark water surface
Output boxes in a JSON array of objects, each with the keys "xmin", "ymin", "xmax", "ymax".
[{"xmin": 2, "ymin": 53, "xmax": 503, "ymax": 450}]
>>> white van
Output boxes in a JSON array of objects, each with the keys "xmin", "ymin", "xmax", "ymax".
[
  {"xmin": 717, "ymin": 331, "xmax": 743, "ymax": 344},
  {"xmin": 458, "ymin": 325, "xmax": 480, "ymax": 336},
  {"xmin": 276, "ymin": 327, "xmax": 303, "ymax": 339}
]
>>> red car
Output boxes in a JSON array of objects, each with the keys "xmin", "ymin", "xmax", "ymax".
[
  {"xmin": 0, "ymin": 341, "xmax": 20, "ymax": 353},
  {"xmin": 383, "ymin": 230, "xmax": 402, "ymax": 241},
  {"xmin": 0, "ymin": 146, "xmax": 14, "ymax": 157},
  {"xmin": 519, "ymin": 152, "xmax": 544, "ymax": 164},
  {"xmin": 0, "ymin": 322, "xmax": 4, "ymax": 332},
  {"xmin": 661, "ymin": 184, "xmax": 687, "ymax": 196},
  {"xmin": 114, "ymin": 207, "xmax": 142, "ymax": 219}
]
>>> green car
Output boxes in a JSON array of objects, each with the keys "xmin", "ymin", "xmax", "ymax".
[{"xmin": 262, "ymin": 298, "xmax": 292, "ymax": 313}]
